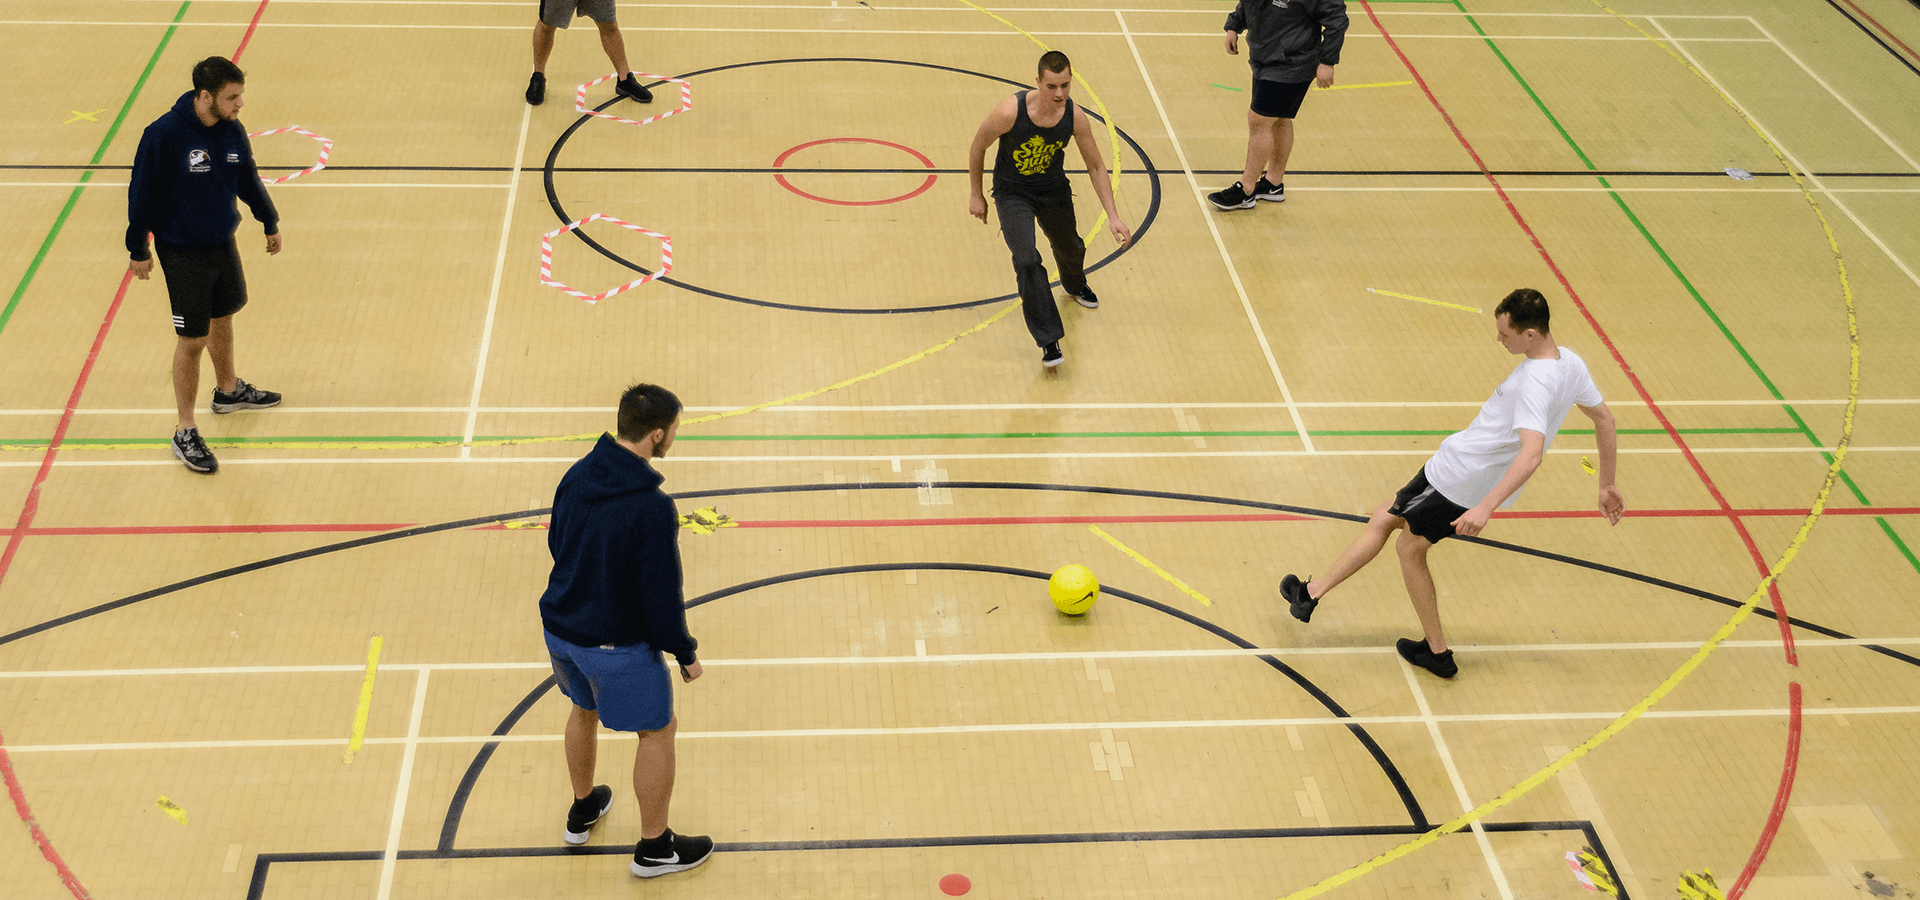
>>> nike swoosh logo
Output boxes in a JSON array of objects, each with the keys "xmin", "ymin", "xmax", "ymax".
[{"xmin": 642, "ymin": 852, "xmax": 680, "ymax": 864}]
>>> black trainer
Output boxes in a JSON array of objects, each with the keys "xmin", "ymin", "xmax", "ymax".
[
  {"xmin": 1253, "ymin": 177, "xmax": 1285, "ymax": 203},
  {"xmin": 526, "ymin": 71, "xmax": 546, "ymax": 105},
  {"xmin": 1279, "ymin": 573, "xmax": 1317, "ymax": 623},
  {"xmin": 616, "ymin": 73, "xmax": 654, "ymax": 103},
  {"xmin": 172, "ymin": 427, "xmax": 218, "ymax": 474},
  {"xmin": 1069, "ymin": 287, "xmax": 1099, "ymax": 309},
  {"xmin": 563, "ymin": 784, "xmax": 612, "ymax": 844},
  {"xmin": 630, "ymin": 829, "xmax": 714, "ymax": 878},
  {"xmin": 1207, "ymin": 181, "xmax": 1255, "ymax": 210},
  {"xmin": 1041, "ymin": 341, "xmax": 1064, "ymax": 368},
  {"xmin": 1396, "ymin": 638, "xmax": 1458, "ymax": 679},
  {"xmin": 211, "ymin": 377, "xmax": 281, "ymax": 414}
]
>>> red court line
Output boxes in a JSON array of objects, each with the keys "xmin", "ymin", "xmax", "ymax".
[
  {"xmin": 232, "ymin": 0, "xmax": 273, "ymax": 62},
  {"xmin": 1731, "ymin": 681, "xmax": 1804, "ymax": 896},
  {"xmin": 1839, "ymin": 0, "xmax": 1920, "ymax": 63}
]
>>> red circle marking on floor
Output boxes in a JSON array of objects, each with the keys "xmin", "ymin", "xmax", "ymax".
[
  {"xmin": 939, "ymin": 873, "xmax": 972, "ymax": 896},
  {"xmin": 773, "ymin": 137, "xmax": 937, "ymax": 206}
]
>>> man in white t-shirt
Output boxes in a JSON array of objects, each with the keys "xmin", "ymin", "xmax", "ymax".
[{"xmin": 1278, "ymin": 289, "xmax": 1625, "ymax": 678}]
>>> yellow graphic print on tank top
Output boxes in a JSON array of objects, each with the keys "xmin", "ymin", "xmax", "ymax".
[{"xmin": 1013, "ymin": 134, "xmax": 1067, "ymax": 176}]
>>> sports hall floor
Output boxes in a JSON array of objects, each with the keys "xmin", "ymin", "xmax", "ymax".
[{"xmin": 2, "ymin": 0, "xmax": 1918, "ymax": 898}]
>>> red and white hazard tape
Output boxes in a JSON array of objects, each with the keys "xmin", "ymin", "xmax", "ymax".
[
  {"xmin": 573, "ymin": 71, "xmax": 693, "ymax": 127},
  {"xmin": 540, "ymin": 214, "xmax": 673, "ymax": 303},
  {"xmin": 247, "ymin": 126, "xmax": 332, "ymax": 184}
]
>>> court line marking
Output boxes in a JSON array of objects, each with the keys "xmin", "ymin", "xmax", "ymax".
[
  {"xmin": 460, "ymin": 103, "xmax": 532, "ymax": 459},
  {"xmin": 1114, "ymin": 9, "xmax": 1313, "ymax": 451},
  {"xmin": 1402, "ymin": 663, "xmax": 1514, "ymax": 900},
  {"xmin": 0, "ymin": 182, "xmax": 511, "ymax": 188},
  {"xmin": 343, "ymin": 634, "xmax": 383, "ymax": 764},
  {"xmin": 375, "ymin": 670, "xmax": 429, "ymax": 900},
  {"xmin": 1731, "ymin": 17, "xmax": 1920, "ymax": 173},
  {"xmin": 1088, "ymin": 524, "xmax": 1214, "ymax": 607},
  {"xmin": 18, "ymin": 182, "xmax": 1920, "ymax": 194}
]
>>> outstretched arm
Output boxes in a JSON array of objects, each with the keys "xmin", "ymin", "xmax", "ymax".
[
  {"xmin": 1578, "ymin": 402, "xmax": 1624, "ymax": 524},
  {"xmin": 1451, "ymin": 429, "xmax": 1545, "ymax": 537},
  {"xmin": 968, "ymin": 98, "xmax": 1017, "ymax": 223},
  {"xmin": 1072, "ymin": 107, "xmax": 1130, "ymax": 246}
]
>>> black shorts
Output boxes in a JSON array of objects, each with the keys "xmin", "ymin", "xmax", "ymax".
[
  {"xmin": 1251, "ymin": 77, "xmax": 1313, "ymax": 119},
  {"xmin": 155, "ymin": 240, "xmax": 248, "ymax": 338},
  {"xmin": 1388, "ymin": 465, "xmax": 1471, "ymax": 544}
]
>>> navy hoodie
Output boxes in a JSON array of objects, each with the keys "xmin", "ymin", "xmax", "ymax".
[
  {"xmin": 1225, "ymin": 0, "xmax": 1348, "ymax": 84},
  {"xmin": 538, "ymin": 434, "xmax": 698, "ymax": 664},
  {"xmin": 126, "ymin": 90, "xmax": 279, "ymax": 261}
]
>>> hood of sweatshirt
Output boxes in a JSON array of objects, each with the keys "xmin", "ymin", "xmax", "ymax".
[
  {"xmin": 569, "ymin": 433, "xmax": 665, "ymax": 503},
  {"xmin": 169, "ymin": 91, "xmax": 220, "ymax": 132}
]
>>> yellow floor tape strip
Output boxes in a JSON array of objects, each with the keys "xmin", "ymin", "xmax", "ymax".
[
  {"xmin": 342, "ymin": 634, "xmax": 382, "ymax": 764},
  {"xmin": 1366, "ymin": 287, "xmax": 1482, "ymax": 314},
  {"xmin": 1089, "ymin": 524, "xmax": 1214, "ymax": 607},
  {"xmin": 1276, "ymin": 3, "xmax": 1861, "ymax": 896}
]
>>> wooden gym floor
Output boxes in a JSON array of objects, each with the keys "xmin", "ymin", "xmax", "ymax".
[{"xmin": 1, "ymin": 0, "xmax": 1917, "ymax": 898}]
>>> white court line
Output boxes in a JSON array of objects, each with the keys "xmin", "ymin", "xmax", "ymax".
[
  {"xmin": 460, "ymin": 104, "xmax": 532, "ymax": 459},
  {"xmin": 0, "ymin": 182, "xmax": 509, "ymax": 189},
  {"xmin": 1114, "ymin": 9, "xmax": 1313, "ymax": 452},
  {"xmin": 376, "ymin": 670, "xmax": 430, "ymax": 900},
  {"xmin": 1402, "ymin": 662, "xmax": 1515, "ymax": 900},
  {"xmin": 1738, "ymin": 17, "xmax": 1920, "ymax": 174},
  {"xmin": 2, "ymin": 398, "xmax": 1914, "ymax": 415},
  {"xmin": 9, "ymin": 705, "xmax": 1919, "ymax": 754},
  {"xmin": 1649, "ymin": 18, "xmax": 1920, "ymax": 291}
]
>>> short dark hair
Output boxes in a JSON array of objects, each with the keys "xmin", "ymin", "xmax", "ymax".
[
  {"xmin": 192, "ymin": 56, "xmax": 246, "ymax": 96},
  {"xmin": 1495, "ymin": 288, "xmax": 1551, "ymax": 335},
  {"xmin": 1038, "ymin": 50, "xmax": 1071, "ymax": 77},
  {"xmin": 617, "ymin": 383, "xmax": 681, "ymax": 442}
]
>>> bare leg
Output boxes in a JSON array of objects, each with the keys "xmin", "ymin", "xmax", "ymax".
[
  {"xmin": 1395, "ymin": 530, "xmax": 1447, "ymax": 652},
  {"xmin": 207, "ymin": 315, "xmax": 237, "ymax": 394},
  {"xmin": 565, "ymin": 705, "xmax": 599, "ymax": 800},
  {"xmin": 1306, "ymin": 499, "xmax": 1405, "ymax": 601},
  {"xmin": 596, "ymin": 21, "xmax": 631, "ymax": 76},
  {"xmin": 1238, "ymin": 108, "xmax": 1279, "ymax": 191},
  {"xmin": 632, "ymin": 716, "xmax": 677, "ymax": 839},
  {"xmin": 532, "ymin": 21, "xmax": 556, "ymax": 73},
  {"xmin": 1266, "ymin": 117, "xmax": 1295, "ymax": 184},
  {"xmin": 173, "ymin": 336, "xmax": 209, "ymax": 431}
]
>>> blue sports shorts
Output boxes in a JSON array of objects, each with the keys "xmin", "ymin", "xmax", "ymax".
[{"xmin": 544, "ymin": 630, "xmax": 674, "ymax": 732}]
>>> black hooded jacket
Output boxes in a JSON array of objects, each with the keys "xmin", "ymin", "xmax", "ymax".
[
  {"xmin": 1225, "ymin": 0, "xmax": 1349, "ymax": 84},
  {"xmin": 126, "ymin": 91, "xmax": 278, "ymax": 260}
]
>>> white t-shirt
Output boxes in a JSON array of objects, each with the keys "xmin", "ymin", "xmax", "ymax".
[{"xmin": 1423, "ymin": 346, "xmax": 1603, "ymax": 509}]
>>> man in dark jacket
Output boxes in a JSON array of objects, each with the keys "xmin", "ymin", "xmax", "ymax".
[
  {"xmin": 1208, "ymin": 0, "xmax": 1348, "ymax": 210},
  {"xmin": 126, "ymin": 56, "xmax": 284, "ymax": 474},
  {"xmin": 538, "ymin": 383, "xmax": 712, "ymax": 878}
]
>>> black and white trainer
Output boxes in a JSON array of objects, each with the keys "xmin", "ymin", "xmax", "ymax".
[
  {"xmin": 172, "ymin": 427, "xmax": 218, "ymax": 474},
  {"xmin": 1041, "ymin": 341, "xmax": 1064, "ymax": 368},
  {"xmin": 1207, "ymin": 181, "xmax": 1255, "ymax": 210},
  {"xmin": 1069, "ymin": 287, "xmax": 1099, "ymax": 309},
  {"xmin": 211, "ymin": 378, "xmax": 281, "ymax": 414},
  {"xmin": 616, "ymin": 73, "xmax": 654, "ymax": 103},
  {"xmin": 630, "ymin": 829, "xmax": 714, "ymax": 878},
  {"xmin": 1252, "ymin": 177, "xmax": 1285, "ymax": 202},
  {"xmin": 563, "ymin": 784, "xmax": 612, "ymax": 844}
]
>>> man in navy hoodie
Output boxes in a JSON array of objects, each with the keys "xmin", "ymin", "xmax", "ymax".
[
  {"xmin": 126, "ymin": 56, "xmax": 284, "ymax": 474},
  {"xmin": 539, "ymin": 383, "xmax": 712, "ymax": 878}
]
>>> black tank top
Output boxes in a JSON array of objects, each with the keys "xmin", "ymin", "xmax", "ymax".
[{"xmin": 991, "ymin": 91, "xmax": 1074, "ymax": 204}]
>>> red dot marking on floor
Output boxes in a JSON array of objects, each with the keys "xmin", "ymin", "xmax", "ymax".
[{"xmin": 939, "ymin": 873, "xmax": 972, "ymax": 896}]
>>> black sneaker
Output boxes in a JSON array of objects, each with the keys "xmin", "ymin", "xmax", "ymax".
[
  {"xmin": 616, "ymin": 73, "xmax": 653, "ymax": 103},
  {"xmin": 1396, "ymin": 637, "xmax": 1458, "ymax": 679},
  {"xmin": 1207, "ymin": 181, "xmax": 1255, "ymax": 210},
  {"xmin": 526, "ymin": 71, "xmax": 546, "ymax": 105},
  {"xmin": 630, "ymin": 829, "xmax": 714, "ymax": 878},
  {"xmin": 172, "ymin": 427, "xmax": 218, "ymax": 474},
  {"xmin": 1069, "ymin": 288, "xmax": 1099, "ymax": 309},
  {"xmin": 1253, "ymin": 177, "xmax": 1285, "ymax": 202},
  {"xmin": 563, "ymin": 784, "xmax": 612, "ymax": 845},
  {"xmin": 211, "ymin": 378, "xmax": 281, "ymax": 413},
  {"xmin": 1279, "ymin": 573, "xmax": 1317, "ymax": 623},
  {"xmin": 1041, "ymin": 341, "xmax": 1064, "ymax": 368}
]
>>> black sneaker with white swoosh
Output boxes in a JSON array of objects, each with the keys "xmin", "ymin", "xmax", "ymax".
[{"xmin": 630, "ymin": 829, "xmax": 714, "ymax": 878}]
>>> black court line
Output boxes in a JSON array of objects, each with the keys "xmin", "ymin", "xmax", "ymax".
[
  {"xmin": 248, "ymin": 820, "xmax": 1631, "ymax": 900},
  {"xmin": 11, "ymin": 163, "xmax": 1920, "ymax": 178},
  {"xmin": 542, "ymin": 56, "xmax": 1162, "ymax": 315},
  {"xmin": 436, "ymin": 675, "xmax": 557, "ymax": 853},
  {"xmin": 1818, "ymin": 0, "xmax": 1920, "ymax": 79}
]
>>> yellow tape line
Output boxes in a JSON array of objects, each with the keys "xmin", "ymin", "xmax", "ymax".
[
  {"xmin": 1276, "ymin": 2, "xmax": 1861, "ymax": 897},
  {"xmin": 952, "ymin": 0, "xmax": 1124, "ymax": 245},
  {"xmin": 2, "ymin": 302, "xmax": 1021, "ymax": 454},
  {"xmin": 1366, "ymin": 287, "xmax": 1482, "ymax": 314},
  {"xmin": 1088, "ymin": 525, "xmax": 1213, "ymax": 607},
  {"xmin": 343, "ymin": 634, "xmax": 382, "ymax": 764},
  {"xmin": 1317, "ymin": 80, "xmax": 1414, "ymax": 91},
  {"xmin": 156, "ymin": 796, "xmax": 189, "ymax": 825}
]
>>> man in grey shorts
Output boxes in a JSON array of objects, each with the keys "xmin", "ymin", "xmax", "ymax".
[{"xmin": 525, "ymin": 0, "xmax": 654, "ymax": 106}]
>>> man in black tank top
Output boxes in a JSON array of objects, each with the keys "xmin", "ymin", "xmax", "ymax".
[{"xmin": 968, "ymin": 51, "xmax": 1132, "ymax": 368}]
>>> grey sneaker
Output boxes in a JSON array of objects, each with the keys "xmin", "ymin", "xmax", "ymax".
[
  {"xmin": 172, "ymin": 427, "xmax": 218, "ymax": 474},
  {"xmin": 1253, "ymin": 177, "xmax": 1285, "ymax": 202},
  {"xmin": 1208, "ymin": 181, "xmax": 1255, "ymax": 210},
  {"xmin": 211, "ymin": 378, "xmax": 281, "ymax": 414}
]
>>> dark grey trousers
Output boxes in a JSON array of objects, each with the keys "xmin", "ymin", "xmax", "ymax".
[{"xmin": 995, "ymin": 194, "xmax": 1087, "ymax": 346}]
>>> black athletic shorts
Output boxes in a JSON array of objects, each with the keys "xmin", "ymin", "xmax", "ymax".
[
  {"xmin": 1388, "ymin": 465, "xmax": 1471, "ymax": 544},
  {"xmin": 1251, "ymin": 77, "xmax": 1313, "ymax": 119},
  {"xmin": 155, "ymin": 240, "xmax": 248, "ymax": 338}
]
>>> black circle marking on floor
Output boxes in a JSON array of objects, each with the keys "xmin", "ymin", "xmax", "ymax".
[{"xmin": 541, "ymin": 57, "xmax": 1163, "ymax": 314}]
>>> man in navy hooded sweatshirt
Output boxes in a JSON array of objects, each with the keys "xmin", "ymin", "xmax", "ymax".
[
  {"xmin": 539, "ymin": 383, "xmax": 712, "ymax": 878},
  {"xmin": 126, "ymin": 56, "xmax": 284, "ymax": 474}
]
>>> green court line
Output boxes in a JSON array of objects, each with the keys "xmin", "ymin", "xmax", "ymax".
[
  {"xmin": 1451, "ymin": 0, "xmax": 1916, "ymax": 573},
  {"xmin": 0, "ymin": 0, "xmax": 191, "ymax": 338}
]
